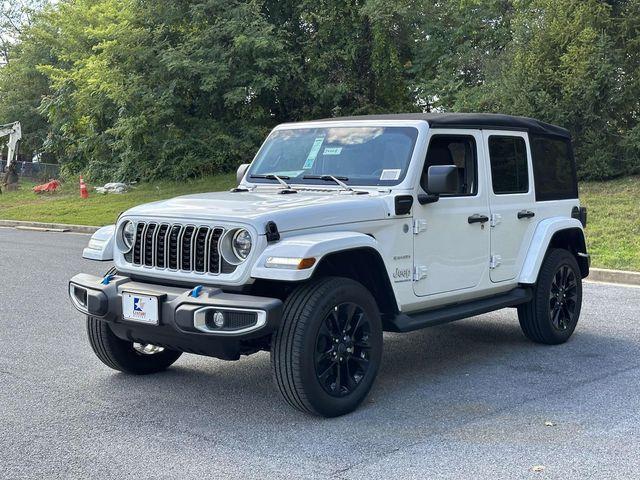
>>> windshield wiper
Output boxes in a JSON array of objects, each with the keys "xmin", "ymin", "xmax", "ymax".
[
  {"xmin": 250, "ymin": 174, "xmax": 292, "ymax": 190},
  {"xmin": 303, "ymin": 175, "xmax": 353, "ymax": 192}
]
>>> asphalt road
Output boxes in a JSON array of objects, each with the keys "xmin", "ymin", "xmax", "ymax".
[{"xmin": 1, "ymin": 228, "xmax": 639, "ymax": 480}]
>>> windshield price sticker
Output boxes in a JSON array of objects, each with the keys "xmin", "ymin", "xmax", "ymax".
[
  {"xmin": 323, "ymin": 147, "xmax": 342, "ymax": 155},
  {"xmin": 380, "ymin": 169, "xmax": 401, "ymax": 181},
  {"xmin": 303, "ymin": 136, "xmax": 325, "ymax": 169}
]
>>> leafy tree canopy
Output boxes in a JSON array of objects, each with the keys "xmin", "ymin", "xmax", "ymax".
[{"xmin": 1, "ymin": 0, "xmax": 639, "ymax": 180}]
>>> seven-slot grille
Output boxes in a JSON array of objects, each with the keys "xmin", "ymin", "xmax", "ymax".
[{"xmin": 126, "ymin": 222, "xmax": 225, "ymax": 274}]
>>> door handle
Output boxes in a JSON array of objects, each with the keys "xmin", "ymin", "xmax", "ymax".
[
  {"xmin": 517, "ymin": 210, "xmax": 535, "ymax": 219},
  {"xmin": 468, "ymin": 214, "xmax": 489, "ymax": 224}
]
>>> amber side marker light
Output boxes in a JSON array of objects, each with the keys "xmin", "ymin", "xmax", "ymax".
[{"xmin": 265, "ymin": 257, "xmax": 316, "ymax": 270}]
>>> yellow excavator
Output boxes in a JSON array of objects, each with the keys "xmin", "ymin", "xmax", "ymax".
[{"xmin": 0, "ymin": 121, "xmax": 22, "ymax": 192}]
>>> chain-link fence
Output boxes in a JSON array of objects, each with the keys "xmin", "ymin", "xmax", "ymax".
[{"xmin": 1, "ymin": 161, "xmax": 60, "ymax": 182}]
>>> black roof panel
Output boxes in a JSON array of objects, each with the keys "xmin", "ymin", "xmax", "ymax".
[{"xmin": 315, "ymin": 113, "xmax": 570, "ymax": 139}]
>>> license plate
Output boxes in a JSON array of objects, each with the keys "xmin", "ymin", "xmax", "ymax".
[{"xmin": 122, "ymin": 292, "xmax": 159, "ymax": 325}]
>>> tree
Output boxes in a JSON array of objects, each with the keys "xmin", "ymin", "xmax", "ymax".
[
  {"xmin": 0, "ymin": 1, "xmax": 52, "ymax": 157},
  {"xmin": 410, "ymin": 0, "xmax": 516, "ymax": 112},
  {"xmin": 2, "ymin": 0, "xmax": 640, "ymax": 181},
  {"xmin": 262, "ymin": 0, "xmax": 420, "ymax": 120},
  {"xmin": 36, "ymin": 0, "xmax": 292, "ymax": 179},
  {"xmin": 0, "ymin": 0, "xmax": 47, "ymax": 65},
  {"xmin": 475, "ymin": 0, "xmax": 636, "ymax": 178}
]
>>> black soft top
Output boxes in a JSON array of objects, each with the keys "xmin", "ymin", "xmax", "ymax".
[{"xmin": 316, "ymin": 113, "xmax": 570, "ymax": 139}]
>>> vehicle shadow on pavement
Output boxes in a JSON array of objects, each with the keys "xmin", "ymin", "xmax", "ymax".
[{"xmin": 97, "ymin": 308, "xmax": 637, "ymax": 427}]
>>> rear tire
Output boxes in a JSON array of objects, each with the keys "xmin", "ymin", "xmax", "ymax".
[
  {"xmin": 518, "ymin": 248, "xmax": 582, "ymax": 345},
  {"xmin": 86, "ymin": 316, "xmax": 182, "ymax": 374},
  {"xmin": 271, "ymin": 277, "xmax": 383, "ymax": 417}
]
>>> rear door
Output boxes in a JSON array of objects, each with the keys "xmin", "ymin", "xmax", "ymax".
[{"xmin": 483, "ymin": 131, "xmax": 537, "ymax": 283}]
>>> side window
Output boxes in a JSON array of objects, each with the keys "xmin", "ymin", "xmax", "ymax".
[
  {"xmin": 488, "ymin": 136, "xmax": 529, "ymax": 194},
  {"xmin": 531, "ymin": 136, "xmax": 578, "ymax": 201},
  {"xmin": 421, "ymin": 135, "xmax": 477, "ymax": 196}
]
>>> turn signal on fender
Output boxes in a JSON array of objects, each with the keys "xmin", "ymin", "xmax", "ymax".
[{"xmin": 265, "ymin": 257, "xmax": 316, "ymax": 270}]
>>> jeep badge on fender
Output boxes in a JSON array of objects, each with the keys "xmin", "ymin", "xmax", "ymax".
[{"xmin": 69, "ymin": 113, "xmax": 589, "ymax": 417}]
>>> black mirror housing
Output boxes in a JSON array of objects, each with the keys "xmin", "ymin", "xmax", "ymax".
[
  {"xmin": 426, "ymin": 165, "xmax": 459, "ymax": 195},
  {"xmin": 417, "ymin": 193, "xmax": 439, "ymax": 205}
]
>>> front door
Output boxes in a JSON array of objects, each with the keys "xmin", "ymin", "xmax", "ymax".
[
  {"xmin": 413, "ymin": 130, "xmax": 490, "ymax": 297},
  {"xmin": 482, "ymin": 131, "xmax": 537, "ymax": 283}
]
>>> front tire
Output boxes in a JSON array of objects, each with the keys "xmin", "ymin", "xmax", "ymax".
[
  {"xmin": 87, "ymin": 316, "xmax": 182, "ymax": 374},
  {"xmin": 518, "ymin": 248, "xmax": 582, "ymax": 345},
  {"xmin": 271, "ymin": 277, "xmax": 383, "ymax": 417}
]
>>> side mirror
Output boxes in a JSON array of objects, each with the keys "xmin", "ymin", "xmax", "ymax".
[
  {"xmin": 236, "ymin": 163, "xmax": 250, "ymax": 184},
  {"xmin": 427, "ymin": 165, "xmax": 459, "ymax": 195}
]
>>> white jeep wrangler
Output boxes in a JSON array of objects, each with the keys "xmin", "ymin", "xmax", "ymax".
[{"xmin": 69, "ymin": 113, "xmax": 589, "ymax": 417}]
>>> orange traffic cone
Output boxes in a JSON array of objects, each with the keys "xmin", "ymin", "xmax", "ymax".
[{"xmin": 79, "ymin": 176, "xmax": 89, "ymax": 199}]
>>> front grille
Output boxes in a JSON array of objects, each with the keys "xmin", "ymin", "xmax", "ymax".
[{"xmin": 128, "ymin": 222, "xmax": 226, "ymax": 275}]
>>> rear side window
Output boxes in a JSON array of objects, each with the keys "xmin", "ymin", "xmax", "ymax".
[
  {"xmin": 531, "ymin": 136, "xmax": 578, "ymax": 201},
  {"xmin": 488, "ymin": 136, "xmax": 529, "ymax": 194}
]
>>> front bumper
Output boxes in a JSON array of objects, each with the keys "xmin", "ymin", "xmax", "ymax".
[{"xmin": 68, "ymin": 273, "xmax": 282, "ymax": 360}]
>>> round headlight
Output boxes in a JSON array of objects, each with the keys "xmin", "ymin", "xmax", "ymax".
[
  {"xmin": 232, "ymin": 229, "xmax": 252, "ymax": 260},
  {"xmin": 121, "ymin": 221, "xmax": 135, "ymax": 251}
]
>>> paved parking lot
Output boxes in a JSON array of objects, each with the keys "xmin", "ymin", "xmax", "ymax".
[{"xmin": 1, "ymin": 228, "xmax": 639, "ymax": 479}]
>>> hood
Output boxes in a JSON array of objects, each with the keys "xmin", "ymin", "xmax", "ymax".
[{"xmin": 123, "ymin": 189, "xmax": 391, "ymax": 233}]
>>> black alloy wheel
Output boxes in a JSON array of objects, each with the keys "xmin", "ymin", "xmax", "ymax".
[
  {"xmin": 549, "ymin": 264, "xmax": 579, "ymax": 331},
  {"xmin": 314, "ymin": 303, "xmax": 372, "ymax": 397},
  {"xmin": 518, "ymin": 248, "xmax": 583, "ymax": 345},
  {"xmin": 271, "ymin": 277, "xmax": 383, "ymax": 417}
]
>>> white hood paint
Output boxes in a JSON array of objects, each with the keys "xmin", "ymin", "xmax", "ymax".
[{"xmin": 123, "ymin": 189, "xmax": 392, "ymax": 233}]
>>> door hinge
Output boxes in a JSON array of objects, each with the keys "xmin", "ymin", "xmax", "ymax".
[
  {"xmin": 489, "ymin": 254, "xmax": 502, "ymax": 269},
  {"xmin": 413, "ymin": 265, "xmax": 428, "ymax": 281},
  {"xmin": 490, "ymin": 213, "xmax": 502, "ymax": 228},
  {"xmin": 413, "ymin": 219, "xmax": 427, "ymax": 235}
]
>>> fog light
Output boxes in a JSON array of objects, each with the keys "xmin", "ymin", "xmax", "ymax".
[
  {"xmin": 192, "ymin": 306, "xmax": 266, "ymax": 334},
  {"xmin": 213, "ymin": 311, "xmax": 225, "ymax": 328},
  {"xmin": 203, "ymin": 310, "xmax": 226, "ymax": 330}
]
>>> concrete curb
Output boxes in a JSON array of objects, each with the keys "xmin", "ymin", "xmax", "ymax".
[
  {"xmin": 0, "ymin": 219, "xmax": 99, "ymax": 234},
  {"xmin": 588, "ymin": 268, "xmax": 640, "ymax": 287}
]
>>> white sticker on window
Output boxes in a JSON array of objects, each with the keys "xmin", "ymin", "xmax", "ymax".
[
  {"xmin": 303, "ymin": 136, "xmax": 325, "ymax": 169},
  {"xmin": 323, "ymin": 147, "xmax": 342, "ymax": 155},
  {"xmin": 380, "ymin": 169, "xmax": 401, "ymax": 181}
]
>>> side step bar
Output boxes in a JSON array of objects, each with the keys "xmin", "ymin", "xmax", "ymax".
[{"xmin": 386, "ymin": 287, "xmax": 533, "ymax": 333}]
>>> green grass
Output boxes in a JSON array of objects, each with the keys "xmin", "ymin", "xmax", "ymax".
[
  {"xmin": 579, "ymin": 176, "xmax": 640, "ymax": 271},
  {"xmin": 0, "ymin": 174, "xmax": 236, "ymax": 226},
  {"xmin": 1, "ymin": 174, "xmax": 638, "ymax": 271}
]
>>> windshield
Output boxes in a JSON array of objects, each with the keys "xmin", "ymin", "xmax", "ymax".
[{"xmin": 248, "ymin": 126, "xmax": 419, "ymax": 187}]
